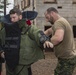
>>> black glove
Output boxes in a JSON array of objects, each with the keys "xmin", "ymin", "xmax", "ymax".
[{"xmin": 39, "ymin": 31, "xmax": 50, "ymax": 44}]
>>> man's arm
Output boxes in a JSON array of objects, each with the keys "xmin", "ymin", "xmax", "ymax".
[
  {"xmin": 51, "ymin": 28, "xmax": 64, "ymax": 45},
  {"xmin": 44, "ymin": 27, "xmax": 52, "ymax": 36},
  {"xmin": 39, "ymin": 31, "xmax": 53, "ymax": 48},
  {"xmin": 1, "ymin": 52, "xmax": 6, "ymax": 75},
  {"xmin": 28, "ymin": 25, "xmax": 53, "ymax": 48},
  {"xmin": 1, "ymin": 63, "xmax": 6, "ymax": 75}
]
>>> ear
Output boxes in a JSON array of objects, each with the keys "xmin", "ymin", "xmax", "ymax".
[{"xmin": 51, "ymin": 11, "xmax": 55, "ymax": 16}]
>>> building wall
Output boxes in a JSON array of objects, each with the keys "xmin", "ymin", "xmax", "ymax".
[
  {"xmin": 14, "ymin": 0, "xmax": 76, "ymax": 41},
  {"xmin": 35, "ymin": 0, "xmax": 76, "ymax": 31},
  {"xmin": 35, "ymin": 0, "xmax": 76, "ymax": 47},
  {"xmin": 14, "ymin": 0, "xmax": 34, "ymax": 11}
]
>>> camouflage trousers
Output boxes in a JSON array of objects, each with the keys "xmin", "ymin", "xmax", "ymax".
[{"xmin": 54, "ymin": 56, "xmax": 76, "ymax": 75}]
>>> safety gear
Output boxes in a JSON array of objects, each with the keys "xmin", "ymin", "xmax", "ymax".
[{"xmin": 4, "ymin": 22, "xmax": 21, "ymax": 71}]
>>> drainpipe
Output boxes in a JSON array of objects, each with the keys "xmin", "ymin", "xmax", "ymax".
[
  {"xmin": 32, "ymin": 0, "xmax": 35, "ymax": 24},
  {"xmin": 4, "ymin": 0, "xmax": 6, "ymax": 16},
  {"xmin": 32, "ymin": 0, "xmax": 35, "ymax": 11}
]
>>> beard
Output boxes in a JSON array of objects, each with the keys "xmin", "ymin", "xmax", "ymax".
[
  {"xmin": 49, "ymin": 17, "xmax": 54, "ymax": 24},
  {"xmin": 49, "ymin": 21, "xmax": 54, "ymax": 24}
]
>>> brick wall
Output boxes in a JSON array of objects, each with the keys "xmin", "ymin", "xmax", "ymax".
[
  {"xmin": 35, "ymin": 0, "xmax": 76, "ymax": 30},
  {"xmin": 14, "ymin": 0, "xmax": 76, "ymax": 44}
]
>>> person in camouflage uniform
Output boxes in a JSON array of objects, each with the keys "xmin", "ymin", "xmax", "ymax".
[
  {"xmin": 44, "ymin": 7, "xmax": 76, "ymax": 75},
  {"xmin": 0, "ymin": 8, "xmax": 53, "ymax": 75}
]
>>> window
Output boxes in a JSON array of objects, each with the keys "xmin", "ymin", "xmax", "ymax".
[
  {"xmin": 21, "ymin": 0, "xmax": 24, "ymax": 10},
  {"xmin": 14, "ymin": 4, "xmax": 20, "ymax": 9},
  {"xmin": 73, "ymin": 25, "xmax": 76, "ymax": 38},
  {"xmin": 44, "ymin": 0, "xmax": 57, "ymax": 4},
  {"xmin": 24, "ymin": 0, "xmax": 30, "ymax": 8},
  {"xmin": 72, "ymin": 0, "xmax": 76, "ymax": 4}
]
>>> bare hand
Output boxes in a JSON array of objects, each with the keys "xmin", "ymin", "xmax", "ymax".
[
  {"xmin": 1, "ymin": 52, "xmax": 5, "ymax": 58},
  {"xmin": 43, "ymin": 41, "xmax": 53, "ymax": 48}
]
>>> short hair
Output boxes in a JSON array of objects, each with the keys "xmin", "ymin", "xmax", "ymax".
[
  {"xmin": 47, "ymin": 7, "xmax": 58, "ymax": 13},
  {"xmin": 9, "ymin": 8, "xmax": 22, "ymax": 15}
]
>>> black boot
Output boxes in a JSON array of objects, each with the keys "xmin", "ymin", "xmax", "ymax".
[{"xmin": 28, "ymin": 67, "xmax": 32, "ymax": 75}]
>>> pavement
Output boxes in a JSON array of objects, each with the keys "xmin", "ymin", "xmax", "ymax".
[{"xmin": 31, "ymin": 52, "xmax": 76, "ymax": 75}]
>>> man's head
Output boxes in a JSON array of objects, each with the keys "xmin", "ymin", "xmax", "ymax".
[
  {"xmin": 44, "ymin": 7, "xmax": 58, "ymax": 24},
  {"xmin": 9, "ymin": 8, "xmax": 22, "ymax": 23}
]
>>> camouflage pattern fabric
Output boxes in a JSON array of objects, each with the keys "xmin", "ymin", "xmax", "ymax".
[{"xmin": 54, "ymin": 56, "xmax": 76, "ymax": 75}]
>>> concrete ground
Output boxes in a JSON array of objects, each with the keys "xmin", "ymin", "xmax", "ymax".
[{"xmin": 31, "ymin": 52, "xmax": 76, "ymax": 75}]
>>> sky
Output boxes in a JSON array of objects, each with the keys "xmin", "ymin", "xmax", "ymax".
[{"xmin": 6, "ymin": 0, "xmax": 14, "ymax": 14}]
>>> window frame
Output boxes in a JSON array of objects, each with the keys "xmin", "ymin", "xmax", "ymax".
[
  {"xmin": 72, "ymin": 0, "xmax": 76, "ymax": 4},
  {"xmin": 21, "ymin": 0, "xmax": 25, "ymax": 10},
  {"xmin": 43, "ymin": 0, "xmax": 57, "ymax": 4},
  {"xmin": 24, "ymin": 0, "xmax": 30, "ymax": 8}
]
